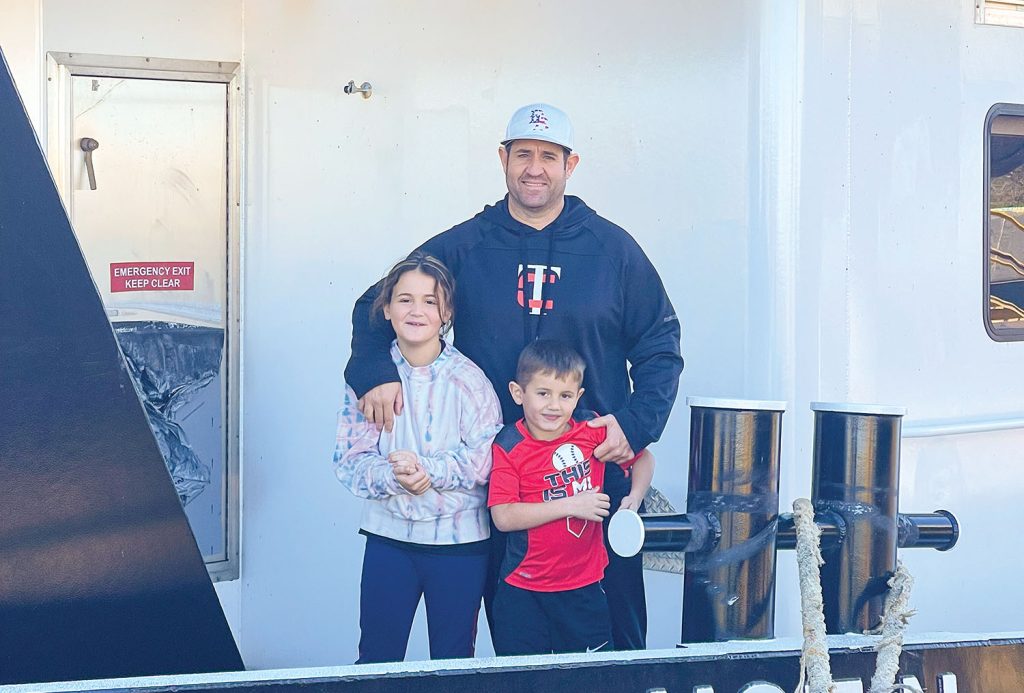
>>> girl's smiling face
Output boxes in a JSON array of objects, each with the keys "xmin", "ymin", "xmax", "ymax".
[{"xmin": 383, "ymin": 269, "xmax": 450, "ymax": 352}]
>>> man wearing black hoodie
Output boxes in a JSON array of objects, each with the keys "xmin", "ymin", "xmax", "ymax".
[{"xmin": 344, "ymin": 103, "xmax": 683, "ymax": 651}]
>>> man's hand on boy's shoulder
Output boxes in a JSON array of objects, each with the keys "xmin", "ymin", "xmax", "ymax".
[
  {"xmin": 567, "ymin": 487, "xmax": 611, "ymax": 522},
  {"xmin": 587, "ymin": 414, "xmax": 635, "ymax": 464}
]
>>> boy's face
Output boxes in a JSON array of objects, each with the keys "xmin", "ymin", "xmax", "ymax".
[{"xmin": 509, "ymin": 370, "xmax": 584, "ymax": 441}]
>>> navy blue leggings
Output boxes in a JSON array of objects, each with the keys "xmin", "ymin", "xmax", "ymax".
[{"xmin": 356, "ymin": 535, "xmax": 487, "ymax": 664}]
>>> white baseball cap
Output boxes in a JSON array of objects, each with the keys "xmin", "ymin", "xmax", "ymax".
[{"xmin": 501, "ymin": 103, "xmax": 574, "ymax": 151}]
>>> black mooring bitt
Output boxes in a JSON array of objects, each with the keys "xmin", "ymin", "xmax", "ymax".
[
  {"xmin": 809, "ymin": 402, "xmax": 958, "ymax": 635},
  {"xmin": 680, "ymin": 397, "xmax": 786, "ymax": 643},
  {"xmin": 810, "ymin": 402, "xmax": 904, "ymax": 635},
  {"xmin": 613, "ymin": 398, "xmax": 960, "ymax": 644}
]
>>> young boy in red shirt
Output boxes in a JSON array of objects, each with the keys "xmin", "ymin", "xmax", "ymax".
[{"xmin": 487, "ymin": 339, "xmax": 654, "ymax": 655}]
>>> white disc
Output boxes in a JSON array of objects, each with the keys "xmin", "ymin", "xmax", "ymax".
[{"xmin": 608, "ymin": 509, "xmax": 645, "ymax": 558}]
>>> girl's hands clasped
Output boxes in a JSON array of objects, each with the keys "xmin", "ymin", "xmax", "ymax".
[{"xmin": 389, "ymin": 450, "xmax": 432, "ymax": 495}]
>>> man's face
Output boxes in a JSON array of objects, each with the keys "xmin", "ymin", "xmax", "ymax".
[
  {"xmin": 509, "ymin": 370, "xmax": 584, "ymax": 441},
  {"xmin": 499, "ymin": 140, "xmax": 580, "ymax": 220}
]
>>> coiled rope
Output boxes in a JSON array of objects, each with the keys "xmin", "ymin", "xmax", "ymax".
[{"xmin": 791, "ymin": 499, "xmax": 920, "ymax": 693}]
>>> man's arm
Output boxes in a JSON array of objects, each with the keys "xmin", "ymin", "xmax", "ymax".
[
  {"xmin": 611, "ymin": 239, "xmax": 684, "ymax": 453},
  {"xmin": 343, "ymin": 280, "xmax": 399, "ymax": 398},
  {"xmin": 491, "ymin": 489, "xmax": 611, "ymax": 532}
]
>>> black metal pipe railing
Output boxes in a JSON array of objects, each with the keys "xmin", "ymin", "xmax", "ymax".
[
  {"xmin": 775, "ymin": 511, "xmax": 844, "ymax": 551},
  {"xmin": 775, "ymin": 511, "xmax": 957, "ymax": 552},
  {"xmin": 608, "ymin": 511, "xmax": 721, "ymax": 556},
  {"xmin": 897, "ymin": 511, "xmax": 959, "ymax": 551}
]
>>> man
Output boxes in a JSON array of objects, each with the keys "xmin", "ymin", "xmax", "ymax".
[{"xmin": 344, "ymin": 103, "xmax": 683, "ymax": 650}]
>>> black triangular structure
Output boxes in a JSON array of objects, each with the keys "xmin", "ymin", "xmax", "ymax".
[{"xmin": 0, "ymin": 47, "xmax": 244, "ymax": 684}]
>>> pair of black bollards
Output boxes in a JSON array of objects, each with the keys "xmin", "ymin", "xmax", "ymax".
[{"xmin": 608, "ymin": 397, "xmax": 958, "ymax": 642}]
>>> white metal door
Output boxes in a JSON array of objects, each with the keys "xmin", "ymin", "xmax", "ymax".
[{"xmin": 47, "ymin": 54, "xmax": 240, "ymax": 580}]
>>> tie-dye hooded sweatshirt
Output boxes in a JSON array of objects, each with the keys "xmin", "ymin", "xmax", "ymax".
[{"xmin": 334, "ymin": 341, "xmax": 502, "ymax": 545}]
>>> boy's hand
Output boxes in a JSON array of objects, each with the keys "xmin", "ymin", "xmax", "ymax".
[
  {"xmin": 567, "ymin": 488, "xmax": 611, "ymax": 522},
  {"xmin": 619, "ymin": 494, "xmax": 643, "ymax": 512},
  {"xmin": 587, "ymin": 414, "xmax": 635, "ymax": 464}
]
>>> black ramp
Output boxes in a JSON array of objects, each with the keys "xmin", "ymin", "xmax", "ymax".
[{"xmin": 0, "ymin": 47, "xmax": 244, "ymax": 684}]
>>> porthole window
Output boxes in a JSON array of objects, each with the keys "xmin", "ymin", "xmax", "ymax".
[{"xmin": 985, "ymin": 105, "xmax": 1024, "ymax": 341}]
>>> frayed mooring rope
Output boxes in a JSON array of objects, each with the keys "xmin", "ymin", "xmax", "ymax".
[
  {"xmin": 792, "ymin": 500, "xmax": 918, "ymax": 693},
  {"xmin": 867, "ymin": 562, "xmax": 916, "ymax": 693},
  {"xmin": 793, "ymin": 498, "xmax": 836, "ymax": 693}
]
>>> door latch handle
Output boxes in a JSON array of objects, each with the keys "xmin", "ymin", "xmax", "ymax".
[{"xmin": 80, "ymin": 137, "xmax": 99, "ymax": 190}]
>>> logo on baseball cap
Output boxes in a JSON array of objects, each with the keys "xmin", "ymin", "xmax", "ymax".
[{"xmin": 502, "ymin": 103, "xmax": 574, "ymax": 151}]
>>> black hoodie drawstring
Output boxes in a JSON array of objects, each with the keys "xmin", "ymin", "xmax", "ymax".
[
  {"xmin": 520, "ymin": 221, "xmax": 557, "ymax": 345},
  {"xmin": 520, "ymin": 230, "xmax": 530, "ymax": 348},
  {"xmin": 536, "ymin": 228, "xmax": 556, "ymax": 340}
]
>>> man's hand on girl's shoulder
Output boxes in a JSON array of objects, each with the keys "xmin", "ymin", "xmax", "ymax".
[{"xmin": 358, "ymin": 381, "xmax": 404, "ymax": 432}]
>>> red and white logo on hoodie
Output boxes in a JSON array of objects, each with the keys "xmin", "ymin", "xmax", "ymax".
[{"xmin": 517, "ymin": 263, "xmax": 562, "ymax": 315}]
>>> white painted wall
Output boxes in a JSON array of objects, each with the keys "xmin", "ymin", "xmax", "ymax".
[
  {"xmin": 789, "ymin": 0, "xmax": 1024, "ymax": 635},
  {"xmin": 4, "ymin": 0, "xmax": 1024, "ymax": 675},
  {"xmin": 0, "ymin": 0, "xmax": 41, "ymax": 131}
]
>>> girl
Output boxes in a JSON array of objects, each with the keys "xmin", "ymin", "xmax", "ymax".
[{"xmin": 334, "ymin": 252, "xmax": 502, "ymax": 663}]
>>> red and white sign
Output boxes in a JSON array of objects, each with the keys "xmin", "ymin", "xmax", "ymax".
[{"xmin": 110, "ymin": 261, "xmax": 195, "ymax": 292}]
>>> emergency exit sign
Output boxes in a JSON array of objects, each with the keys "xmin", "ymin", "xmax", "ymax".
[{"xmin": 110, "ymin": 261, "xmax": 195, "ymax": 292}]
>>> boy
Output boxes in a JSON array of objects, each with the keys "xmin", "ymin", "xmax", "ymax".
[{"xmin": 487, "ymin": 340, "xmax": 655, "ymax": 655}]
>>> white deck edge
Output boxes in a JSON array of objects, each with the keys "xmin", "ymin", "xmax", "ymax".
[{"xmin": 4, "ymin": 632, "xmax": 1023, "ymax": 693}]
